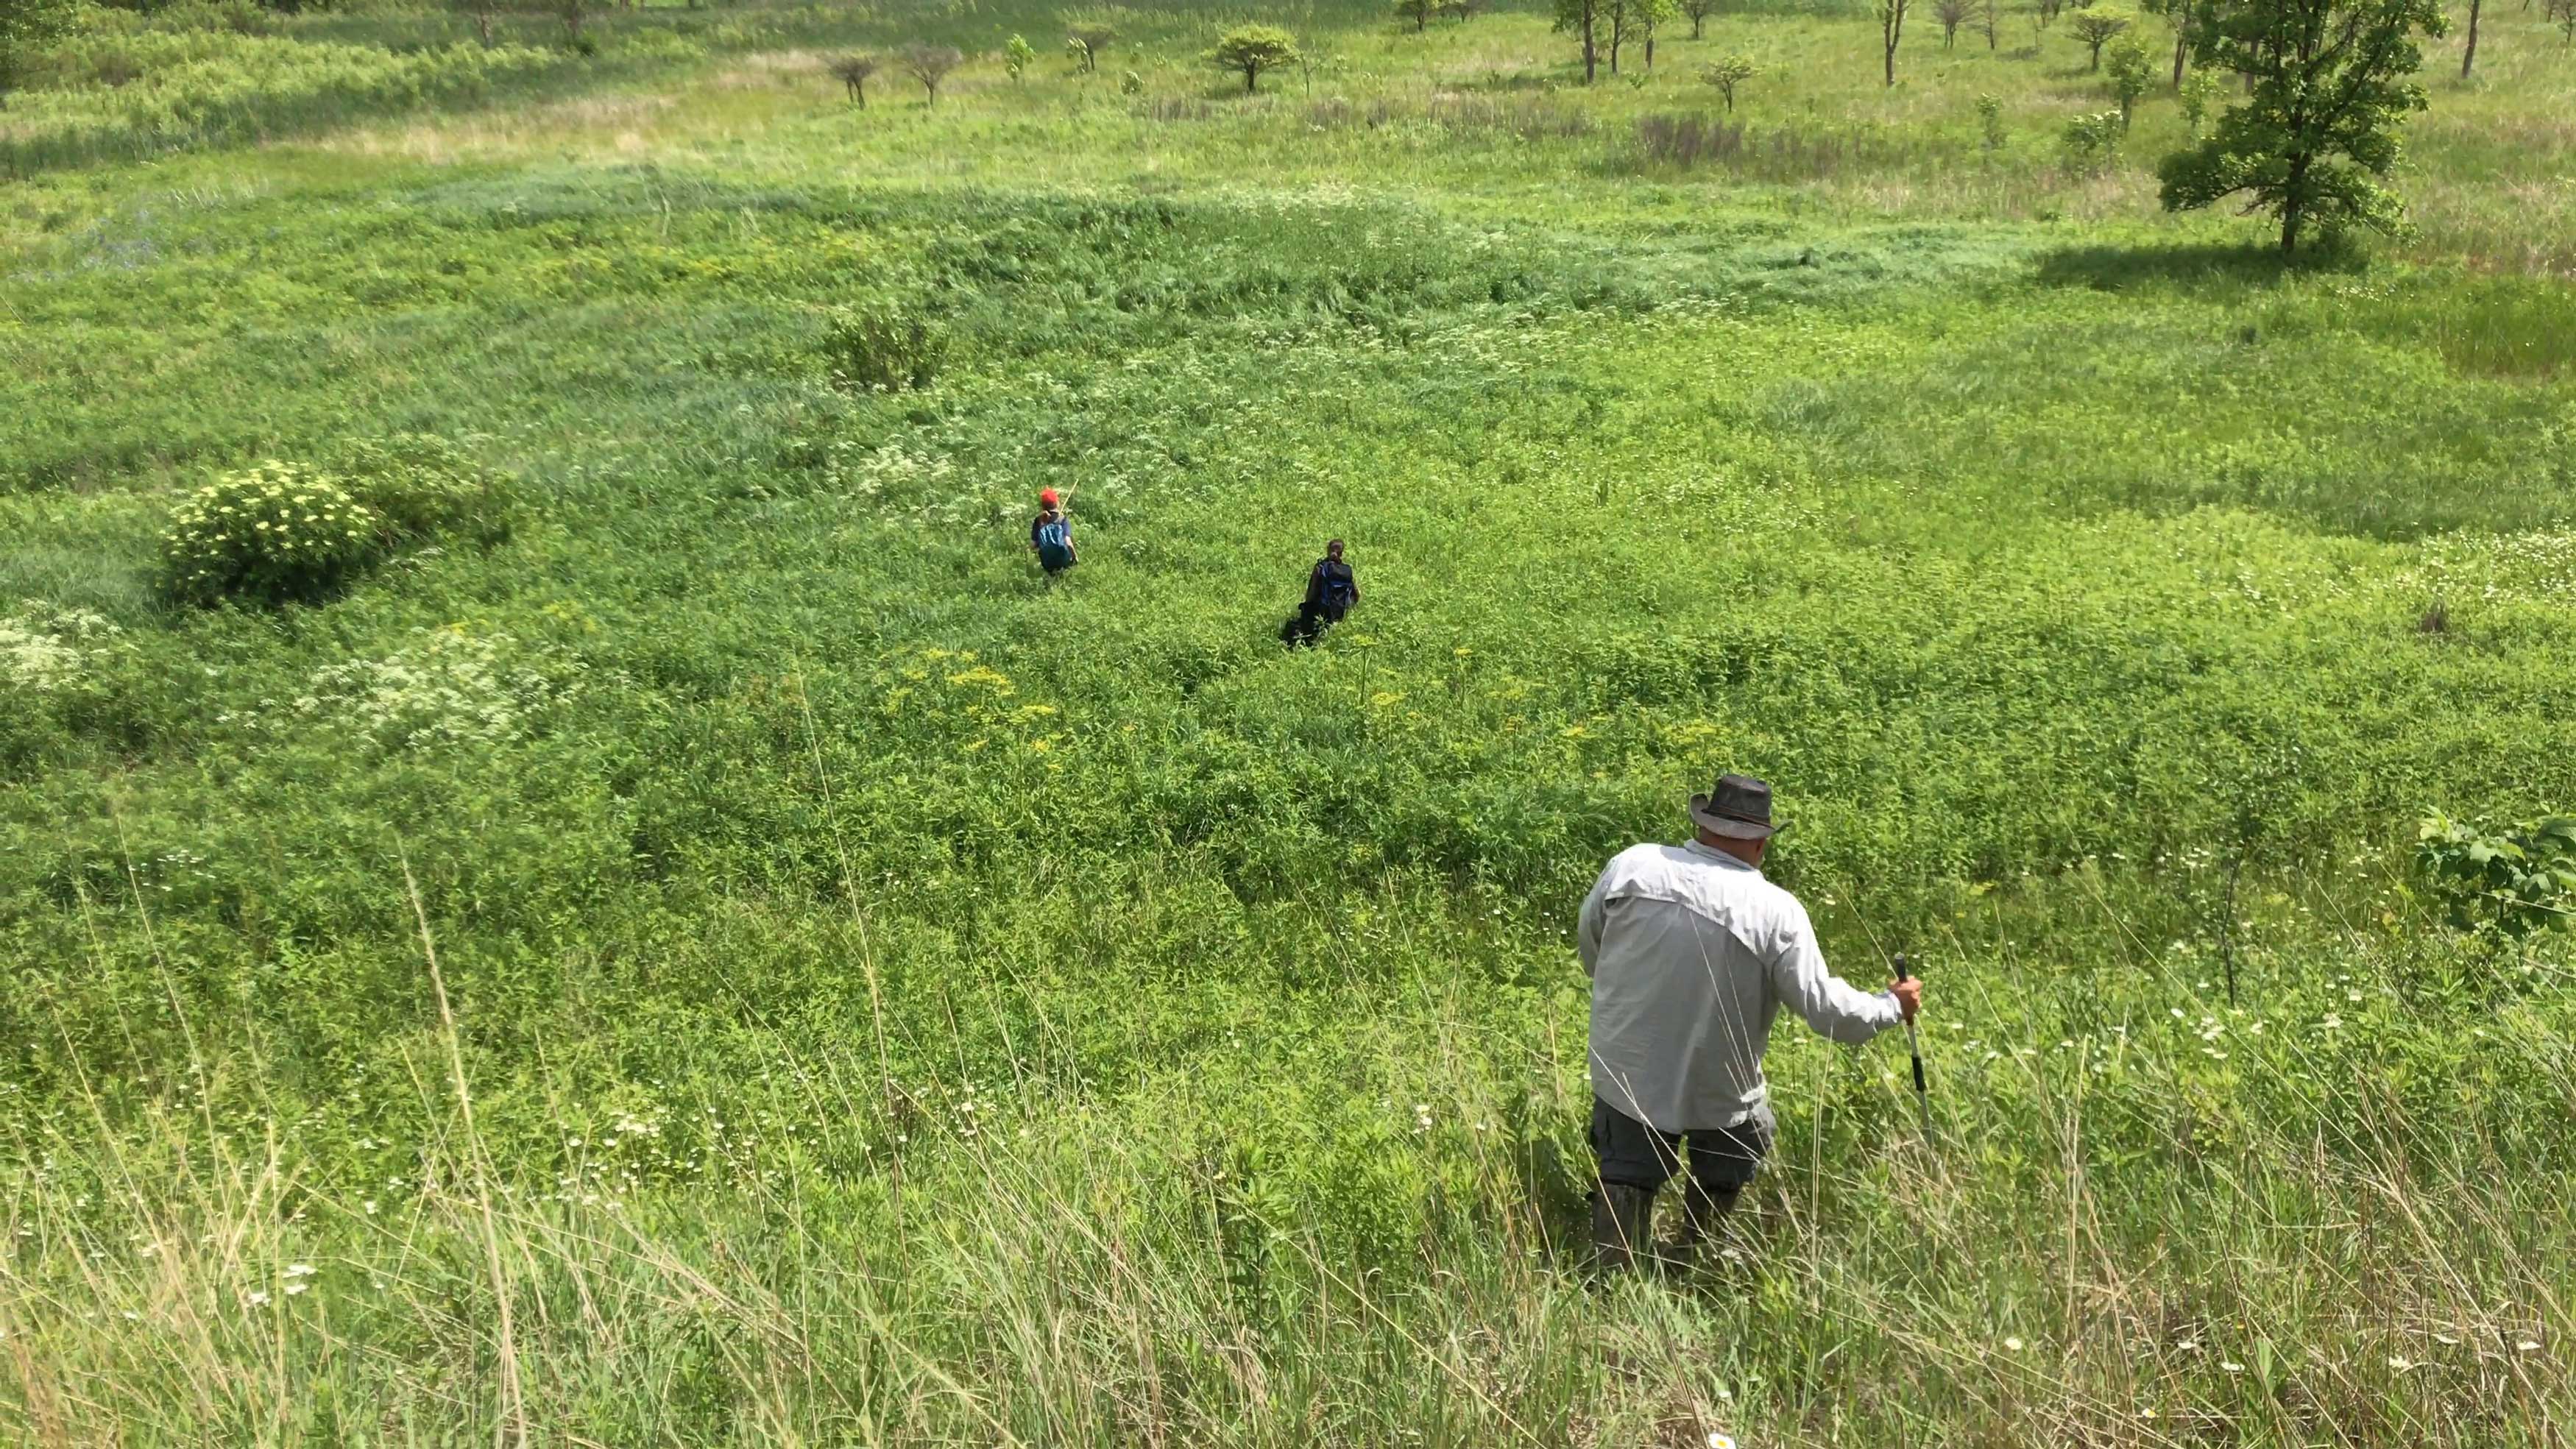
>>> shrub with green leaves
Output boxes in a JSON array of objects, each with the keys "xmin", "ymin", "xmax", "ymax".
[
  {"xmin": 821, "ymin": 300, "xmax": 945, "ymax": 392},
  {"xmin": 2061, "ymin": 108, "xmax": 2120, "ymax": 173},
  {"xmin": 158, "ymin": 461, "xmax": 381, "ymax": 606},
  {"xmin": 333, "ymin": 433, "xmax": 517, "ymax": 548},
  {"xmin": 2179, "ymin": 65, "xmax": 2221, "ymax": 135},
  {"xmin": 2103, "ymin": 33, "xmax": 2152, "ymax": 129},
  {"xmin": 1975, "ymin": 91, "xmax": 2004, "ymax": 149},
  {"xmin": 2416, "ymin": 812, "xmax": 2576, "ymax": 935}
]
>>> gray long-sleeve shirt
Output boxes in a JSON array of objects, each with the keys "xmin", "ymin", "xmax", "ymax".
[{"xmin": 1579, "ymin": 840, "xmax": 1902, "ymax": 1133}]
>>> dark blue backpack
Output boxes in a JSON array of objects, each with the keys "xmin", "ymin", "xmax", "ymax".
[
  {"xmin": 1036, "ymin": 517, "xmax": 1075, "ymax": 570},
  {"xmin": 1320, "ymin": 561, "xmax": 1355, "ymax": 608}
]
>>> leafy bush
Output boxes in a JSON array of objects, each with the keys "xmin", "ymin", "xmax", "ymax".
[
  {"xmin": 2179, "ymin": 65, "xmax": 2221, "ymax": 135},
  {"xmin": 2061, "ymin": 107, "xmax": 2120, "ymax": 172},
  {"xmin": 158, "ymin": 461, "xmax": 381, "ymax": 606},
  {"xmin": 2416, "ymin": 812, "xmax": 2576, "ymax": 935},
  {"xmin": 331, "ymin": 433, "xmax": 518, "ymax": 548},
  {"xmin": 821, "ymin": 300, "xmax": 944, "ymax": 392},
  {"xmin": 2103, "ymin": 32, "xmax": 2152, "ymax": 127},
  {"xmin": 1065, "ymin": 21, "xmax": 1114, "ymax": 73}
]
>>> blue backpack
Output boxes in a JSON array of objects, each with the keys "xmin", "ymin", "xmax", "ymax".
[
  {"xmin": 1036, "ymin": 517, "xmax": 1075, "ymax": 570},
  {"xmin": 1320, "ymin": 562, "xmax": 1355, "ymax": 608}
]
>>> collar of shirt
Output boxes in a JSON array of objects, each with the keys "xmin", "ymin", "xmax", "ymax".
[{"xmin": 1680, "ymin": 838, "xmax": 1761, "ymax": 874}]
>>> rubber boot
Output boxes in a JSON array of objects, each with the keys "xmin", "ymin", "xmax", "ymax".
[{"xmin": 1592, "ymin": 1183, "xmax": 1657, "ymax": 1273}]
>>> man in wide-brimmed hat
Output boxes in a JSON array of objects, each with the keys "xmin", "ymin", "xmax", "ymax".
[{"xmin": 1577, "ymin": 772, "xmax": 1923, "ymax": 1270}]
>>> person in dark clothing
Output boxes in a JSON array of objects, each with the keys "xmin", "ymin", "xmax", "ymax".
[
  {"xmin": 1030, "ymin": 487, "xmax": 1076, "ymax": 581},
  {"xmin": 1281, "ymin": 539, "xmax": 1359, "ymax": 647}
]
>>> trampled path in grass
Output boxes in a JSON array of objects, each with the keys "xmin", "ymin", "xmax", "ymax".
[{"xmin": 5, "ymin": 1, "xmax": 2575, "ymax": 1442}]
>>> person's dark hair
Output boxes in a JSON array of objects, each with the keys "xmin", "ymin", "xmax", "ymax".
[{"xmin": 1326, "ymin": 539, "xmax": 1345, "ymax": 553}]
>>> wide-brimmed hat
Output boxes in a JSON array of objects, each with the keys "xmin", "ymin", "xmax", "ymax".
[{"xmin": 1689, "ymin": 773, "xmax": 1783, "ymax": 840}]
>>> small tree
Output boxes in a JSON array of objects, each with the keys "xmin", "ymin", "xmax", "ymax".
[
  {"xmin": 1934, "ymin": 0, "xmax": 1971, "ymax": 46},
  {"xmin": 1604, "ymin": 0, "xmax": 1663, "ymax": 72},
  {"xmin": 1210, "ymin": 24, "xmax": 1298, "ymax": 92},
  {"xmin": 0, "ymin": 0, "xmax": 79, "ymax": 113},
  {"xmin": 2067, "ymin": 6, "xmax": 2131, "ymax": 69},
  {"xmin": 2062, "ymin": 107, "xmax": 2120, "ymax": 171},
  {"xmin": 1394, "ymin": 0, "xmax": 1432, "ymax": 30},
  {"xmin": 2142, "ymin": 0, "xmax": 2190, "ymax": 85},
  {"xmin": 1979, "ymin": 0, "xmax": 2000, "ymax": 46},
  {"xmin": 1066, "ymin": 22, "xmax": 1114, "ymax": 72},
  {"xmin": 1005, "ymin": 33, "xmax": 1034, "ymax": 81},
  {"xmin": 1680, "ymin": 0, "xmax": 1718, "ymax": 36},
  {"xmin": 1975, "ymin": 91, "xmax": 2005, "ymax": 148},
  {"xmin": 1554, "ymin": 0, "xmax": 1604, "ymax": 82},
  {"xmin": 1701, "ymin": 52, "xmax": 1755, "ymax": 107},
  {"xmin": 902, "ymin": 43, "xmax": 963, "ymax": 104},
  {"xmin": 2178, "ymin": 65, "xmax": 2218, "ymax": 132},
  {"xmin": 2036, "ymin": 0, "xmax": 2064, "ymax": 24},
  {"xmin": 829, "ymin": 54, "xmax": 880, "ymax": 106},
  {"xmin": 1878, "ymin": 0, "xmax": 1911, "ymax": 85},
  {"xmin": 2104, "ymin": 32, "xmax": 2152, "ymax": 127},
  {"xmin": 556, "ymin": 0, "xmax": 591, "ymax": 48},
  {"xmin": 450, "ymin": 0, "xmax": 501, "ymax": 48},
  {"xmin": 2156, "ymin": 0, "xmax": 2447, "ymax": 252},
  {"xmin": 1435, "ymin": 0, "xmax": 1474, "ymax": 21},
  {"xmin": 1631, "ymin": 0, "xmax": 1674, "ymax": 68}
]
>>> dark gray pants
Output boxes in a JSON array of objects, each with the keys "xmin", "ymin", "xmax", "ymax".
[{"xmin": 1589, "ymin": 1096, "xmax": 1775, "ymax": 1195}]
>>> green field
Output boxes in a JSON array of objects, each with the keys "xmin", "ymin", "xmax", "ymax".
[{"xmin": 6, "ymin": 0, "xmax": 2576, "ymax": 1442}]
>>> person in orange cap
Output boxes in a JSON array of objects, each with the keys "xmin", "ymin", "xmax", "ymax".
[{"xmin": 1030, "ymin": 487, "xmax": 1076, "ymax": 580}]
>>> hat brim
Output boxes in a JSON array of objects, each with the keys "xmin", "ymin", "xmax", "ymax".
[{"xmin": 1690, "ymin": 795, "xmax": 1783, "ymax": 840}]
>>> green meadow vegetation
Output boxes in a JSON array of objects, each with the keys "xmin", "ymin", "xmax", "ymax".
[{"xmin": 5, "ymin": 0, "xmax": 2576, "ymax": 1442}]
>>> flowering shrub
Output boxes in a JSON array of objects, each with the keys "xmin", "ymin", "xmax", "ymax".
[
  {"xmin": 294, "ymin": 627, "xmax": 569, "ymax": 751},
  {"xmin": 0, "ymin": 601, "xmax": 121, "ymax": 693},
  {"xmin": 159, "ymin": 461, "xmax": 381, "ymax": 605}
]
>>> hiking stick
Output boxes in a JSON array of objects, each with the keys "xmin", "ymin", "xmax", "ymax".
[{"xmin": 1894, "ymin": 952, "xmax": 1932, "ymax": 1138}]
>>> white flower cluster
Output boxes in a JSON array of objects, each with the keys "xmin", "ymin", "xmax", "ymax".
[
  {"xmin": 295, "ymin": 628, "xmax": 567, "ymax": 751},
  {"xmin": 1, "ymin": 600, "xmax": 121, "ymax": 692},
  {"xmin": 822, "ymin": 439, "xmax": 958, "ymax": 504}
]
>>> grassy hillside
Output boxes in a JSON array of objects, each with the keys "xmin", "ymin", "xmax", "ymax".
[{"xmin": 5, "ymin": 0, "xmax": 2575, "ymax": 1443}]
